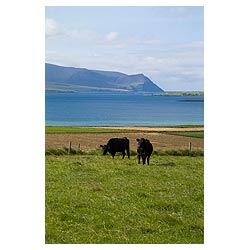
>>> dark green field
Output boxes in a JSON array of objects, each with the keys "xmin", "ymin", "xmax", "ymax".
[
  {"xmin": 163, "ymin": 131, "xmax": 204, "ymax": 138},
  {"xmin": 46, "ymin": 153, "xmax": 204, "ymax": 244},
  {"xmin": 45, "ymin": 126, "xmax": 131, "ymax": 134}
]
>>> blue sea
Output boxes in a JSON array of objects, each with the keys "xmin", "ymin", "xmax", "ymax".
[{"xmin": 45, "ymin": 92, "xmax": 204, "ymax": 126}]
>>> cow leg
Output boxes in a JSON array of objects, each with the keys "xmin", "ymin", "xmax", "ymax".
[
  {"xmin": 127, "ymin": 149, "xmax": 130, "ymax": 159},
  {"xmin": 111, "ymin": 152, "xmax": 116, "ymax": 158},
  {"xmin": 147, "ymin": 156, "xmax": 150, "ymax": 165},
  {"xmin": 122, "ymin": 151, "xmax": 125, "ymax": 159},
  {"xmin": 142, "ymin": 157, "xmax": 146, "ymax": 165},
  {"xmin": 138, "ymin": 155, "xmax": 141, "ymax": 164}
]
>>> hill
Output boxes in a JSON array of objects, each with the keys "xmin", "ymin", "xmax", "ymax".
[{"xmin": 45, "ymin": 63, "xmax": 164, "ymax": 93}]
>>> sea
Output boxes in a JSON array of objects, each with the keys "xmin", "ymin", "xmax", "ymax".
[{"xmin": 45, "ymin": 92, "xmax": 204, "ymax": 126}]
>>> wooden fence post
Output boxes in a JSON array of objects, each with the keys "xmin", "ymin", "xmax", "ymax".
[
  {"xmin": 78, "ymin": 144, "xmax": 80, "ymax": 150},
  {"xmin": 189, "ymin": 142, "xmax": 192, "ymax": 156},
  {"xmin": 68, "ymin": 141, "xmax": 72, "ymax": 154}
]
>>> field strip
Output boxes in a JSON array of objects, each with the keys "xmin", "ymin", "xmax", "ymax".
[
  {"xmin": 46, "ymin": 131, "xmax": 204, "ymax": 150},
  {"xmin": 78, "ymin": 126, "xmax": 204, "ymax": 132}
]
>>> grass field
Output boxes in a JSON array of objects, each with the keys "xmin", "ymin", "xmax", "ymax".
[
  {"xmin": 45, "ymin": 126, "xmax": 204, "ymax": 140},
  {"xmin": 45, "ymin": 126, "xmax": 204, "ymax": 135},
  {"xmin": 46, "ymin": 153, "xmax": 204, "ymax": 244},
  {"xmin": 45, "ymin": 126, "xmax": 129, "ymax": 133},
  {"xmin": 163, "ymin": 131, "xmax": 204, "ymax": 138}
]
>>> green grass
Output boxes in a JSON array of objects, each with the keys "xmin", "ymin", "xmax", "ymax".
[
  {"xmin": 45, "ymin": 125, "xmax": 204, "ymax": 134},
  {"xmin": 45, "ymin": 148, "xmax": 204, "ymax": 157},
  {"xmin": 45, "ymin": 126, "xmax": 130, "ymax": 133},
  {"xmin": 46, "ymin": 153, "xmax": 204, "ymax": 243},
  {"xmin": 163, "ymin": 131, "xmax": 204, "ymax": 139}
]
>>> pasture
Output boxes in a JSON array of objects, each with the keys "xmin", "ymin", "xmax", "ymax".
[
  {"xmin": 45, "ymin": 153, "xmax": 204, "ymax": 244},
  {"xmin": 45, "ymin": 128, "xmax": 204, "ymax": 152}
]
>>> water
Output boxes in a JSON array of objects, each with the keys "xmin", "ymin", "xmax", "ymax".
[{"xmin": 45, "ymin": 92, "xmax": 204, "ymax": 126}]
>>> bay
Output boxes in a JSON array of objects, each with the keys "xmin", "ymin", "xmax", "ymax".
[{"xmin": 45, "ymin": 92, "xmax": 204, "ymax": 126}]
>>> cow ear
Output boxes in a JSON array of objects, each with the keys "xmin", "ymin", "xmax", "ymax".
[
  {"xmin": 100, "ymin": 145, "xmax": 103, "ymax": 148},
  {"xmin": 136, "ymin": 138, "xmax": 140, "ymax": 142}
]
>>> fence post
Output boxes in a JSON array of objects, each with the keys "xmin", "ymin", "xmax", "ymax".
[
  {"xmin": 189, "ymin": 142, "xmax": 192, "ymax": 156},
  {"xmin": 78, "ymin": 144, "xmax": 80, "ymax": 150},
  {"xmin": 68, "ymin": 141, "xmax": 72, "ymax": 155}
]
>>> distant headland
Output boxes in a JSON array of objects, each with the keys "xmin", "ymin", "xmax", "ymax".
[
  {"xmin": 153, "ymin": 91, "xmax": 204, "ymax": 96},
  {"xmin": 45, "ymin": 63, "xmax": 164, "ymax": 93}
]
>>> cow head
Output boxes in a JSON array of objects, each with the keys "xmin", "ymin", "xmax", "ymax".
[
  {"xmin": 100, "ymin": 144, "xmax": 109, "ymax": 155},
  {"xmin": 136, "ymin": 138, "xmax": 146, "ymax": 147},
  {"xmin": 136, "ymin": 138, "xmax": 147, "ymax": 154}
]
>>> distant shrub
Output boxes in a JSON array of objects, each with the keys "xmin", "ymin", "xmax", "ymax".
[
  {"xmin": 45, "ymin": 148, "xmax": 68, "ymax": 156},
  {"xmin": 45, "ymin": 148, "xmax": 203, "ymax": 157},
  {"xmin": 46, "ymin": 147, "xmax": 85, "ymax": 156},
  {"xmin": 189, "ymin": 150, "xmax": 204, "ymax": 157},
  {"xmin": 153, "ymin": 149, "xmax": 203, "ymax": 157}
]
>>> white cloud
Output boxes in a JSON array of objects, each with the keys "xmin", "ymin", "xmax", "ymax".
[
  {"xmin": 45, "ymin": 18, "xmax": 61, "ymax": 39},
  {"xmin": 106, "ymin": 32, "xmax": 118, "ymax": 41},
  {"xmin": 66, "ymin": 30, "xmax": 100, "ymax": 42},
  {"xmin": 142, "ymin": 40, "xmax": 161, "ymax": 45}
]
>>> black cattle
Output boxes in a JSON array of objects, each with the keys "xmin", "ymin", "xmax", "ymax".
[
  {"xmin": 100, "ymin": 137, "xmax": 130, "ymax": 159},
  {"xmin": 136, "ymin": 138, "xmax": 153, "ymax": 165}
]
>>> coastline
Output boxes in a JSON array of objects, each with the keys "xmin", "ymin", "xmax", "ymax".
[
  {"xmin": 80, "ymin": 126, "xmax": 204, "ymax": 132},
  {"xmin": 45, "ymin": 125, "xmax": 204, "ymax": 133}
]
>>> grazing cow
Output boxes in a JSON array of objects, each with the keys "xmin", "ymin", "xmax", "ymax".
[
  {"xmin": 136, "ymin": 138, "xmax": 153, "ymax": 165},
  {"xmin": 100, "ymin": 137, "xmax": 130, "ymax": 159}
]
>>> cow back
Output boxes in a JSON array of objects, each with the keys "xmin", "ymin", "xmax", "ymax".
[{"xmin": 107, "ymin": 137, "xmax": 129, "ymax": 151}]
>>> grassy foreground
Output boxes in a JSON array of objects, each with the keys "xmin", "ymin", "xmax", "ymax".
[{"xmin": 46, "ymin": 154, "xmax": 204, "ymax": 244}]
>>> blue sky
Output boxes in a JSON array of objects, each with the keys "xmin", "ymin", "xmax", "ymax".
[{"xmin": 46, "ymin": 6, "xmax": 204, "ymax": 91}]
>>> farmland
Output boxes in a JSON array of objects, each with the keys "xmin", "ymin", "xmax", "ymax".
[{"xmin": 45, "ymin": 126, "xmax": 204, "ymax": 151}]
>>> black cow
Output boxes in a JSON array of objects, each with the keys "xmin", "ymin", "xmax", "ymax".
[
  {"xmin": 100, "ymin": 137, "xmax": 130, "ymax": 159},
  {"xmin": 136, "ymin": 138, "xmax": 153, "ymax": 165}
]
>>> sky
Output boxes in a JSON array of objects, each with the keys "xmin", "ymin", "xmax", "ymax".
[{"xmin": 45, "ymin": 6, "xmax": 204, "ymax": 91}]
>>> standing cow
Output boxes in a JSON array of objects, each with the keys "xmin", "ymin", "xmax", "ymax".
[
  {"xmin": 100, "ymin": 137, "xmax": 130, "ymax": 159},
  {"xmin": 136, "ymin": 138, "xmax": 153, "ymax": 165}
]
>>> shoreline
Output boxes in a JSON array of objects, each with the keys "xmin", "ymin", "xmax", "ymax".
[
  {"xmin": 83, "ymin": 126, "xmax": 204, "ymax": 132},
  {"xmin": 45, "ymin": 125, "xmax": 204, "ymax": 132}
]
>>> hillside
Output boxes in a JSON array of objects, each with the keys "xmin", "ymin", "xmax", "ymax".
[{"xmin": 45, "ymin": 63, "xmax": 164, "ymax": 93}]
